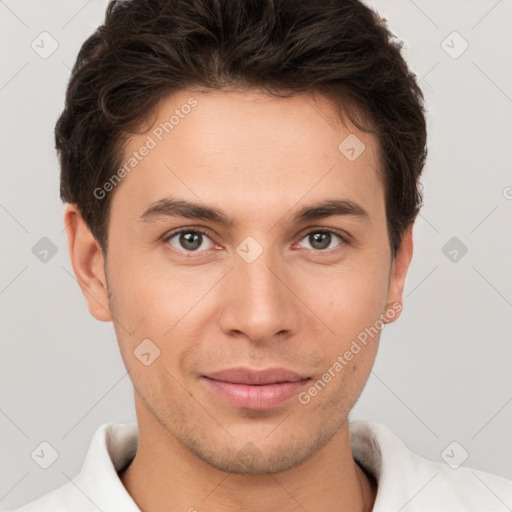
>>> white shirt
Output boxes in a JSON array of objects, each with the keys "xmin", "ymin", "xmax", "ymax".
[{"xmin": 6, "ymin": 420, "xmax": 512, "ymax": 511}]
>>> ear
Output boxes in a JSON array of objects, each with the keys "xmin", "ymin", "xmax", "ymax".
[
  {"xmin": 383, "ymin": 223, "xmax": 414, "ymax": 324},
  {"xmin": 64, "ymin": 204, "xmax": 112, "ymax": 322}
]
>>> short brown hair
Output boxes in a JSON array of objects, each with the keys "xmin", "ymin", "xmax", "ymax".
[{"xmin": 56, "ymin": 0, "xmax": 427, "ymax": 259}]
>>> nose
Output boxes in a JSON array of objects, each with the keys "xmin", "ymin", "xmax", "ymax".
[{"xmin": 218, "ymin": 247, "xmax": 301, "ymax": 344}]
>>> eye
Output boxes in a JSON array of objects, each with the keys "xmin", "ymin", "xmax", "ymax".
[
  {"xmin": 164, "ymin": 227, "xmax": 348, "ymax": 256},
  {"xmin": 164, "ymin": 229, "xmax": 216, "ymax": 253},
  {"xmin": 297, "ymin": 229, "xmax": 347, "ymax": 251}
]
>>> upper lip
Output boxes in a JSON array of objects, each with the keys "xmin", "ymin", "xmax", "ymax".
[{"xmin": 204, "ymin": 367, "xmax": 310, "ymax": 385}]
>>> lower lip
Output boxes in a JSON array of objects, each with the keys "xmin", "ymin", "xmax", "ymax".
[{"xmin": 203, "ymin": 377, "xmax": 310, "ymax": 410}]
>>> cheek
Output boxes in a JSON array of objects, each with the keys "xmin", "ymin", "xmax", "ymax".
[
  {"xmin": 108, "ymin": 261, "xmax": 228, "ymax": 384},
  {"xmin": 298, "ymin": 258, "xmax": 390, "ymax": 338},
  {"xmin": 109, "ymin": 250, "xmax": 212, "ymax": 332}
]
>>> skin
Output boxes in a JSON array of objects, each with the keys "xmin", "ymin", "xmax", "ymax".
[{"xmin": 65, "ymin": 89, "xmax": 414, "ymax": 512}]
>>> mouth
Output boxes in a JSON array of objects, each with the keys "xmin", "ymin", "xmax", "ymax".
[{"xmin": 202, "ymin": 367, "xmax": 311, "ymax": 410}]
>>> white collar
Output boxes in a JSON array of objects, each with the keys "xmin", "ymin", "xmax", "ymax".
[{"xmin": 17, "ymin": 419, "xmax": 512, "ymax": 511}]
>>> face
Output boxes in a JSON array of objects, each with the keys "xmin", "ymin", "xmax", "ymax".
[{"xmin": 69, "ymin": 89, "xmax": 412, "ymax": 474}]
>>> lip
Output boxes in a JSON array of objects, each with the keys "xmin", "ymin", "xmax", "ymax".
[
  {"xmin": 202, "ymin": 367, "xmax": 311, "ymax": 410},
  {"xmin": 204, "ymin": 367, "xmax": 308, "ymax": 385}
]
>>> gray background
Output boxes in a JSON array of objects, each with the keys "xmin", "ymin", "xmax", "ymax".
[{"xmin": 1, "ymin": 0, "xmax": 511, "ymax": 509}]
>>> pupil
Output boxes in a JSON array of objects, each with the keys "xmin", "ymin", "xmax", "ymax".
[
  {"xmin": 178, "ymin": 232, "xmax": 331, "ymax": 251},
  {"xmin": 311, "ymin": 232, "xmax": 330, "ymax": 250},
  {"xmin": 181, "ymin": 232, "xmax": 201, "ymax": 251}
]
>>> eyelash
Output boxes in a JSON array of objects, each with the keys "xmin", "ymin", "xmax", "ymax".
[{"xmin": 163, "ymin": 227, "xmax": 349, "ymax": 256}]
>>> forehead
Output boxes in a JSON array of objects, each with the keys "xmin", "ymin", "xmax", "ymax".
[{"xmin": 110, "ymin": 89, "xmax": 384, "ymax": 228}]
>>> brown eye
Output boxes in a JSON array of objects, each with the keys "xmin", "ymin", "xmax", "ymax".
[
  {"xmin": 299, "ymin": 230, "xmax": 345, "ymax": 251},
  {"xmin": 165, "ymin": 230, "xmax": 215, "ymax": 252}
]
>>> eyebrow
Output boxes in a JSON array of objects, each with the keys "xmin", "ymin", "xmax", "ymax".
[{"xmin": 139, "ymin": 197, "xmax": 369, "ymax": 226}]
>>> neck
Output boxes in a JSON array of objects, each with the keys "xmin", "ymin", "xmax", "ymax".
[{"xmin": 119, "ymin": 399, "xmax": 377, "ymax": 512}]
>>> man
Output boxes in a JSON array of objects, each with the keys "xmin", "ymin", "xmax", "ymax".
[{"xmin": 9, "ymin": 0, "xmax": 512, "ymax": 510}]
